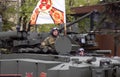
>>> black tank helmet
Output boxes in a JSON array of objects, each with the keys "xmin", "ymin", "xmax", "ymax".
[{"xmin": 50, "ymin": 27, "xmax": 60, "ymax": 36}]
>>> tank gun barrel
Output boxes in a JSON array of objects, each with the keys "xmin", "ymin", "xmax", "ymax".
[
  {"xmin": 0, "ymin": 31, "xmax": 18, "ymax": 38},
  {"xmin": 59, "ymin": 11, "xmax": 93, "ymax": 32},
  {"xmin": 0, "ymin": 31, "xmax": 27, "ymax": 39}
]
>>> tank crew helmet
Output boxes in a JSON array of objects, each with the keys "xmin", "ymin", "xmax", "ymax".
[
  {"xmin": 78, "ymin": 48, "xmax": 85, "ymax": 56},
  {"xmin": 52, "ymin": 27, "xmax": 59, "ymax": 30},
  {"xmin": 79, "ymin": 48, "xmax": 84, "ymax": 52},
  {"xmin": 51, "ymin": 27, "xmax": 60, "ymax": 37}
]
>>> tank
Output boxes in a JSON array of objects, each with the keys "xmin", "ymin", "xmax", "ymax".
[
  {"xmin": 0, "ymin": 54, "xmax": 120, "ymax": 77},
  {"xmin": 0, "ymin": 11, "xmax": 118, "ymax": 77}
]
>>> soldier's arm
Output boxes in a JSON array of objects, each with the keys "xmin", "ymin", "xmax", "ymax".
[{"xmin": 40, "ymin": 37, "xmax": 50, "ymax": 48}]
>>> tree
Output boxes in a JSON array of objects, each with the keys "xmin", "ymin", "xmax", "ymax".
[{"xmin": 0, "ymin": 0, "xmax": 17, "ymax": 31}]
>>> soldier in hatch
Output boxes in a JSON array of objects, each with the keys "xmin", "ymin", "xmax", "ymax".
[
  {"xmin": 76, "ymin": 48, "xmax": 85, "ymax": 56},
  {"xmin": 41, "ymin": 27, "xmax": 59, "ymax": 55}
]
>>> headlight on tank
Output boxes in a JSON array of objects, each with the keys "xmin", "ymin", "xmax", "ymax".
[{"xmin": 22, "ymin": 31, "xmax": 27, "ymax": 38}]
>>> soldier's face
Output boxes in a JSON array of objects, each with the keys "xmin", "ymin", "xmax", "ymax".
[{"xmin": 53, "ymin": 30, "xmax": 59, "ymax": 36}]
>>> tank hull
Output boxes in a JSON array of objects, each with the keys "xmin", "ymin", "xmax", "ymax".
[{"xmin": 0, "ymin": 54, "xmax": 120, "ymax": 77}]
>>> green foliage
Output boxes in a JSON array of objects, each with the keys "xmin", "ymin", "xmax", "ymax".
[
  {"xmin": 78, "ymin": 17, "xmax": 91, "ymax": 33},
  {"xmin": 20, "ymin": 0, "xmax": 38, "ymax": 19},
  {"xmin": 65, "ymin": 0, "xmax": 99, "ymax": 33},
  {"xmin": 37, "ymin": 24, "xmax": 56, "ymax": 32},
  {"xmin": 2, "ymin": 21, "xmax": 14, "ymax": 31},
  {"xmin": 65, "ymin": 0, "xmax": 99, "ymax": 8},
  {"xmin": 0, "ymin": 1, "xmax": 16, "ymax": 31}
]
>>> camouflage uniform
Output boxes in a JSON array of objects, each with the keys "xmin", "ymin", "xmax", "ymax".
[{"xmin": 41, "ymin": 35, "xmax": 58, "ymax": 54}]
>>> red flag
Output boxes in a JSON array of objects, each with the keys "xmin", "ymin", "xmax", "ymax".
[{"xmin": 30, "ymin": 0, "xmax": 66, "ymax": 25}]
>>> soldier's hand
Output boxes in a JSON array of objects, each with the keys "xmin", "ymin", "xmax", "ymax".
[{"xmin": 41, "ymin": 42, "xmax": 45, "ymax": 46}]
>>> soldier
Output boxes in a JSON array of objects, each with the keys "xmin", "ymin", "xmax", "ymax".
[
  {"xmin": 41, "ymin": 27, "xmax": 59, "ymax": 55},
  {"xmin": 77, "ymin": 48, "xmax": 85, "ymax": 56}
]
